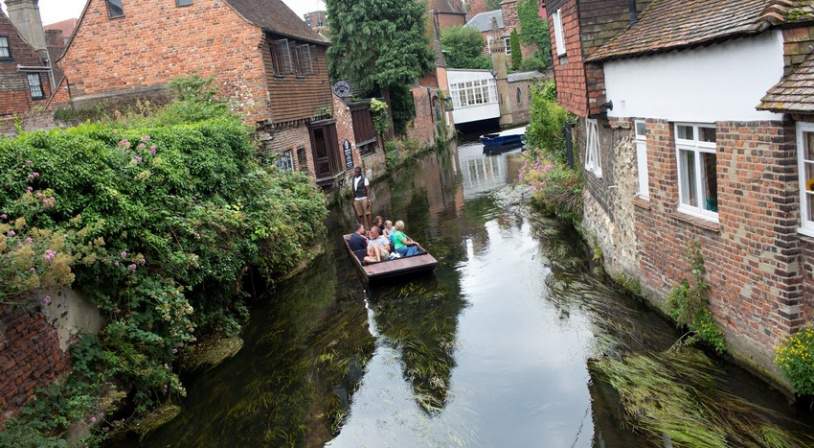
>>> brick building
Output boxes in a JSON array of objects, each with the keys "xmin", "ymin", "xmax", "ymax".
[
  {"xmin": 303, "ymin": 10, "xmax": 328, "ymax": 35},
  {"xmin": 428, "ymin": 0, "xmax": 468, "ymax": 30},
  {"xmin": 58, "ymin": 0, "xmax": 358, "ymax": 187},
  {"xmin": 0, "ymin": 4, "xmax": 53, "ymax": 117},
  {"xmin": 544, "ymin": 0, "xmax": 814, "ymax": 387}
]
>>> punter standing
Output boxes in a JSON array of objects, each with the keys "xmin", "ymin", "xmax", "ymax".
[{"xmin": 352, "ymin": 166, "xmax": 372, "ymax": 229}]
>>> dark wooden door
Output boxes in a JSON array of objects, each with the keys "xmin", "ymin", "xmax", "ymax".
[{"xmin": 309, "ymin": 120, "xmax": 340, "ymax": 182}]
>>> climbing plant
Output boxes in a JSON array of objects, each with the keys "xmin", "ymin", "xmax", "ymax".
[
  {"xmin": 510, "ymin": 30, "xmax": 522, "ymax": 71},
  {"xmin": 667, "ymin": 242, "xmax": 727, "ymax": 354},
  {"xmin": 517, "ymin": 0, "xmax": 552, "ymax": 70}
]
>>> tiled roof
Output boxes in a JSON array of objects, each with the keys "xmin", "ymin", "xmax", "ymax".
[
  {"xmin": 44, "ymin": 18, "xmax": 78, "ymax": 40},
  {"xmin": 428, "ymin": 0, "xmax": 467, "ymax": 15},
  {"xmin": 588, "ymin": 0, "xmax": 783, "ymax": 62},
  {"xmin": 466, "ymin": 10, "xmax": 504, "ymax": 32},
  {"xmin": 225, "ymin": 0, "xmax": 328, "ymax": 45},
  {"xmin": 758, "ymin": 52, "xmax": 814, "ymax": 113}
]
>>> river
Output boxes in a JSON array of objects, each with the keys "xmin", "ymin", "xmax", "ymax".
[{"xmin": 116, "ymin": 139, "xmax": 813, "ymax": 447}]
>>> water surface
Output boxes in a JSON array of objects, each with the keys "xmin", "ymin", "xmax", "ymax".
[{"xmin": 120, "ymin": 141, "xmax": 812, "ymax": 447}]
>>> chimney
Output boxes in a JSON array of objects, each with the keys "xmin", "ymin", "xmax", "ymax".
[
  {"xmin": 45, "ymin": 29, "xmax": 64, "ymax": 49},
  {"xmin": 628, "ymin": 0, "xmax": 638, "ymax": 24},
  {"xmin": 6, "ymin": 0, "xmax": 48, "ymax": 52}
]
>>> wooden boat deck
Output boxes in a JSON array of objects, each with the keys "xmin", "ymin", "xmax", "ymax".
[{"xmin": 343, "ymin": 234, "xmax": 438, "ymax": 282}]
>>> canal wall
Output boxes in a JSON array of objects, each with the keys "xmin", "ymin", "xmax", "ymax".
[{"xmin": 0, "ymin": 291, "xmax": 103, "ymax": 425}]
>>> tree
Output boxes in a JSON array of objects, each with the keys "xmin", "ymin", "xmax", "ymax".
[
  {"xmin": 326, "ymin": 0, "xmax": 434, "ymax": 95},
  {"xmin": 510, "ymin": 29, "xmax": 522, "ymax": 71},
  {"xmin": 440, "ymin": 26, "xmax": 492, "ymax": 70},
  {"xmin": 517, "ymin": 0, "xmax": 552, "ymax": 70}
]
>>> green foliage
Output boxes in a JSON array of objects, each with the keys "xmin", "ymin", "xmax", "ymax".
[
  {"xmin": 666, "ymin": 242, "xmax": 727, "ymax": 354},
  {"xmin": 594, "ymin": 349, "xmax": 814, "ymax": 448},
  {"xmin": 523, "ymin": 157, "xmax": 583, "ymax": 225},
  {"xmin": 775, "ymin": 327, "xmax": 814, "ymax": 395},
  {"xmin": 390, "ymin": 84, "xmax": 417, "ymax": 136},
  {"xmin": 485, "ymin": 0, "xmax": 501, "ymax": 9},
  {"xmin": 518, "ymin": 0, "xmax": 552, "ymax": 70},
  {"xmin": 526, "ymin": 81, "xmax": 569, "ymax": 162},
  {"xmin": 519, "ymin": 54, "xmax": 548, "ymax": 72},
  {"xmin": 326, "ymin": 0, "xmax": 434, "ymax": 94},
  {"xmin": 440, "ymin": 26, "xmax": 491, "ymax": 70},
  {"xmin": 370, "ymin": 98, "xmax": 390, "ymax": 137},
  {"xmin": 510, "ymin": 30, "xmax": 522, "ymax": 71},
  {"xmin": 0, "ymin": 80, "xmax": 327, "ymax": 444}
]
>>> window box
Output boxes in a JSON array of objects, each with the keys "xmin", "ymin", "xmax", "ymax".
[{"xmin": 674, "ymin": 123, "xmax": 718, "ymax": 223}]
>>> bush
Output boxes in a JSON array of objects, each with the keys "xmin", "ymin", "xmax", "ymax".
[
  {"xmin": 776, "ymin": 327, "xmax": 814, "ymax": 395},
  {"xmin": 440, "ymin": 26, "xmax": 492, "ymax": 70},
  {"xmin": 385, "ymin": 141, "xmax": 400, "ymax": 170},
  {"xmin": 526, "ymin": 81, "xmax": 570, "ymax": 162},
  {"xmin": 0, "ymin": 78, "xmax": 327, "ymax": 444},
  {"xmin": 522, "ymin": 156, "xmax": 583, "ymax": 225}
]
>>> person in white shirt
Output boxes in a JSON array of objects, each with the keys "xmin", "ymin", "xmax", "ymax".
[{"xmin": 351, "ymin": 166, "xmax": 372, "ymax": 229}]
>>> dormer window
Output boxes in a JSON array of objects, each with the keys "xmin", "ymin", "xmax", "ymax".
[
  {"xmin": 0, "ymin": 36, "xmax": 10, "ymax": 60},
  {"xmin": 106, "ymin": 0, "xmax": 124, "ymax": 19}
]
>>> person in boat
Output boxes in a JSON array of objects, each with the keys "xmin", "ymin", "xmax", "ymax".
[
  {"xmin": 383, "ymin": 220, "xmax": 394, "ymax": 238},
  {"xmin": 372, "ymin": 216, "xmax": 385, "ymax": 234},
  {"xmin": 391, "ymin": 220, "xmax": 421, "ymax": 257},
  {"xmin": 365, "ymin": 226, "xmax": 391, "ymax": 263},
  {"xmin": 352, "ymin": 167, "xmax": 372, "ymax": 230},
  {"xmin": 348, "ymin": 224, "xmax": 369, "ymax": 262}
]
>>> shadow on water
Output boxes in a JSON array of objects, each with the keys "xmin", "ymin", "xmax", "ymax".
[{"xmin": 118, "ymin": 136, "xmax": 813, "ymax": 448}]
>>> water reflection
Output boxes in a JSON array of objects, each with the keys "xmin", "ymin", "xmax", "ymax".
[{"xmin": 116, "ymin": 139, "xmax": 813, "ymax": 448}]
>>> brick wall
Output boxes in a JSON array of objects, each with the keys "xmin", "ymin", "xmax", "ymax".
[
  {"xmin": 261, "ymin": 34, "xmax": 333, "ymax": 124},
  {"xmin": 259, "ymin": 123, "xmax": 315, "ymax": 176},
  {"xmin": 0, "ymin": 306, "xmax": 69, "ymax": 424},
  {"xmin": 634, "ymin": 119, "xmax": 806, "ymax": 377},
  {"xmin": 547, "ymin": 0, "xmax": 588, "ymax": 116},
  {"xmin": 1, "ymin": 11, "xmax": 48, "ymax": 116},
  {"xmin": 60, "ymin": 0, "xmax": 270, "ymax": 123},
  {"xmin": 405, "ymin": 85, "xmax": 438, "ymax": 149},
  {"xmin": 435, "ymin": 12, "xmax": 467, "ymax": 30}
]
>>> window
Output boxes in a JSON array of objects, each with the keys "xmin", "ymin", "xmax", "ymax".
[
  {"xmin": 675, "ymin": 123, "xmax": 718, "ymax": 221},
  {"xmin": 0, "ymin": 36, "xmax": 10, "ymax": 60},
  {"xmin": 176, "ymin": 0, "xmax": 192, "ymax": 6},
  {"xmin": 449, "ymin": 79, "xmax": 496, "ymax": 109},
  {"xmin": 276, "ymin": 150, "xmax": 294, "ymax": 171},
  {"xmin": 106, "ymin": 0, "xmax": 124, "ymax": 18},
  {"xmin": 797, "ymin": 123, "xmax": 814, "ymax": 235},
  {"xmin": 27, "ymin": 73, "xmax": 44, "ymax": 100},
  {"xmin": 635, "ymin": 120, "xmax": 649, "ymax": 199},
  {"xmin": 504, "ymin": 37, "xmax": 511, "ymax": 54},
  {"xmin": 294, "ymin": 44, "xmax": 313, "ymax": 75},
  {"xmin": 516, "ymin": 88, "xmax": 522, "ymax": 105},
  {"xmin": 585, "ymin": 118, "xmax": 601, "ymax": 177},
  {"xmin": 486, "ymin": 36, "xmax": 494, "ymax": 54},
  {"xmin": 553, "ymin": 9, "xmax": 566, "ymax": 57},
  {"xmin": 271, "ymin": 39, "xmax": 293, "ymax": 75}
]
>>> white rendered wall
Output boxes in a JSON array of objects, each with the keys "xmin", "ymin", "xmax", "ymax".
[
  {"xmin": 604, "ymin": 31, "xmax": 784, "ymax": 122},
  {"xmin": 447, "ymin": 69, "xmax": 501, "ymax": 124}
]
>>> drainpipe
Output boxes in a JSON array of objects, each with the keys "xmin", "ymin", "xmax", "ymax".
[{"xmin": 628, "ymin": 0, "xmax": 638, "ymax": 25}]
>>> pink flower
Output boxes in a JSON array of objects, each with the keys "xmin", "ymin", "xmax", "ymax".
[
  {"xmin": 25, "ymin": 237, "xmax": 33, "ymax": 244},
  {"xmin": 90, "ymin": 416, "xmax": 97, "ymax": 423},
  {"xmin": 26, "ymin": 186, "xmax": 33, "ymax": 193},
  {"xmin": 149, "ymin": 145, "xmax": 157, "ymax": 156},
  {"xmin": 128, "ymin": 263, "xmax": 137, "ymax": 272},
  {"xmin": 137, "ymin": 143, "xmax": 146, "ymax": 151},
  {"xmin": 7, "ymin": 230, "xmax": 15, "ymax": 237},
  {"xmin": 118, "ymin": 139, "xmax": 131, "ymax": 149},
  {"xmin": 133, "ymin": 155, "xmax": 143, "ymax": 164},
  {"xmin": 42, "ymin": 197, "xmax": 56, "ymax": 209},
  {"xmin": 41, "ymin": 295, "xmax": 51, "ymax": 306},
  {"xmin": 0, "ymin": 213, "xmax": 6, "ymax": 220},
  {"xmin": 140, "ymin": 135, "xmax": 151, "ymax": 143},
  {"xmin": 120, "ymin": 251, "xmax": 129, "ymax": 259},
  {"xmin": 44, "ymin": 249, "xmax": 56, "ymax": 263}
]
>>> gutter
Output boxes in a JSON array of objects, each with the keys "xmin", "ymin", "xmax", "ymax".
[
  {"xmin": 262, "ymin": 27, "xmax": 329, "ymax": 46},
  {"xmin": 17, "ymin": 65, "xmax": 51, "ymax": 71}
]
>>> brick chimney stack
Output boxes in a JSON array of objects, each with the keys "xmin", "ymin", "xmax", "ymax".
[{"xmin": 5, "ymin": 0, "xmax": 48, "ymax": 52}]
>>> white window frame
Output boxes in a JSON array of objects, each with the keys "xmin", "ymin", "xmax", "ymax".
[
  {"xmin": 585, "ymin": 118, "xmax": 601, "ymax": 177},
  {"xmin": 635, "ymin": 120, "xmax": 649, "ymax": 199},
  {"xmin": 797, "ymin": 122, "xmax": 814, "ymax": 236},
  {"xmin": 0, "ymin": 36, "xmax": 10, "ymax": 59},
  {"xmin": 504, "ymin": 36, "xmax": 511, "ymax": 55},
  {"xmin": 553, "ymin": 9, "xmax": 566, "ymax": 57},
  {"xmin": 449, "ymin": 79, "xmax": 497, "ymax": 109},
  {"xmin": 674, "ymin": 123, "xmax": 719, "ymax": 223}
]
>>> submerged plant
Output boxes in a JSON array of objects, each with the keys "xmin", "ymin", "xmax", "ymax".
[{"xmin": 593, "ymin": 348, "xmax": 814, "ymax": 448}]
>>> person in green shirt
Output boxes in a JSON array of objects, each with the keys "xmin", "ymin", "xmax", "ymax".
[{"xmin": 391, "ymin": 220, "xmax": 420, "ymax": 257}]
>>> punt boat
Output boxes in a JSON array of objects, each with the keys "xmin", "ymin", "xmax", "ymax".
[
  {"xmin": 342, "ymin": 235, "xmax": 438, "ymax": 282},
  {"xmin": 480, "ymin": 126, "xmax": 526, "ymax": 152}
]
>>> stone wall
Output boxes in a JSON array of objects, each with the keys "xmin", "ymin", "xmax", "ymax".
[
  {"xmin": 405, "ymin": 85, "xmax": 439, "ymax": 149},
  {"xmin": 579, "ymin": 116, "xmax": 640, "ymax": 278},
  {"xmin": 546, "ymin": 0, "xmax": 588, "ymax": 117}
]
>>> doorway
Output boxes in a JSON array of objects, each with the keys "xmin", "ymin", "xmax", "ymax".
[{"xmin": 309, "ymin": 119, "xmax": 341, "ymax": 186}]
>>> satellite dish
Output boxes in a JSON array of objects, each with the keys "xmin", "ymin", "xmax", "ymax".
[{"xmin": 333, "ymin": 81, "xmax": 352, "ymax": 98}]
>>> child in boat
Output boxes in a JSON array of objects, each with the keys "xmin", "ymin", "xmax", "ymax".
[{"xmin": 391, "ymin": 220, "xmax": 420, "ymax": 257}]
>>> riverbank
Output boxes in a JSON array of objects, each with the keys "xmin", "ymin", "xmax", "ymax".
[{"xmin": 0, "ymin": 81, "xmax": 329, "ymax": 447}]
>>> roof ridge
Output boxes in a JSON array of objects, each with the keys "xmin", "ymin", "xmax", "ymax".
[{"xmin": 758, "ymin": 0, "xmax": 795, "ymax": 26}]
